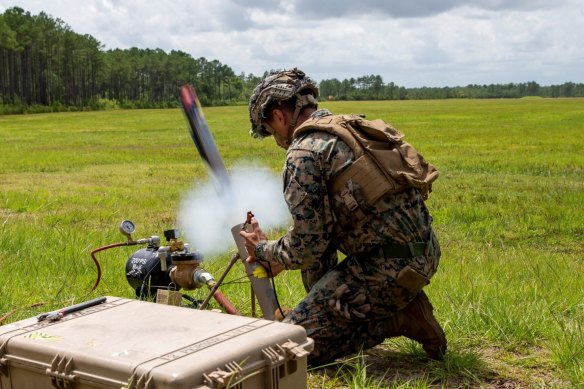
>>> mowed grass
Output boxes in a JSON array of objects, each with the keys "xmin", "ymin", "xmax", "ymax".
[{"xmin": 1, "ymin": 98, "xmax": 583, "ymax": 387}]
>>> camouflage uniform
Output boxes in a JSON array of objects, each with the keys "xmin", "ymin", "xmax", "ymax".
[{"xmin": 255, "ymin": 109, "xmax": 441, "ymax": 365}]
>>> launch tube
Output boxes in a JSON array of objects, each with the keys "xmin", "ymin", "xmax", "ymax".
[{"xmin": 231, "ymin": 223, "xmax": 278, "ymax": 320}]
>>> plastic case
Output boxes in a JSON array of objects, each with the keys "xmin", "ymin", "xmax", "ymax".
[{"xmin": 0, "ymin": 296, "xmax": 313, "ymax": 389}]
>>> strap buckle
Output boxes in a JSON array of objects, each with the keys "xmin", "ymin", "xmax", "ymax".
[{"xmin": 340, "ymin": 180, "xmax": 359, "ymax": 211}]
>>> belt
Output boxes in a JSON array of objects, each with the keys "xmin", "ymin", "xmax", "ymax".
[{"xmin": 381, "ymin": 241, "xmax": 431, "ymax": 258}]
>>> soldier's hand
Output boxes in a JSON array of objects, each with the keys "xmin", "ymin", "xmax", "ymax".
[
  {"xmin": 239, "ymin": 216, "xmax": 266, "ymax": 261},
  {"xmin": 239, "ymin": 217, "xmax": 285, "ymax": 277}
]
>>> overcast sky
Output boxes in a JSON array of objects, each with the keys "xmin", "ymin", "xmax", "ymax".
[{"xmin": 2, "ymin": 0, "xmax": 583, "ymax": 87}]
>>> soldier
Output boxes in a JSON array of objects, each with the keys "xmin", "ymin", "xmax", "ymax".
[{"xmin": 240, "ymin": 68, "xmax": 447, "ymax": 366}]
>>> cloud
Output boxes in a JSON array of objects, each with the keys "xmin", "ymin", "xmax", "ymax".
[
  {"xmin": 233, "ymin": 0, "xmax": 558, "ymax": 19},
  {"xmin": 1, "ymin": 0, "xmax": 583, "ymax": 86}
]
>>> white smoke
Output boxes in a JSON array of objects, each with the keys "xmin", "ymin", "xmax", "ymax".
[{"xmin": 177, "ymin": 164, "xmax": 289, "ymax": 257}]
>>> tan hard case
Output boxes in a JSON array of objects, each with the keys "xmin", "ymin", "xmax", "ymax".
[{"xmin": 0, "ymin": 296, "xmax": 313, "ymax": 389}]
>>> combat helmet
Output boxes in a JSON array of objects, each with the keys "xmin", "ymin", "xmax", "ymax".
[{"xmin": 248, "ymin": 68, "xmax": 319, "ymax": 138}]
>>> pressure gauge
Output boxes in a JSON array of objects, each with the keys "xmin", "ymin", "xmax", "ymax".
[{"xmin": 119, "ymin": 220, "xmax": 135, "ymax": 237}]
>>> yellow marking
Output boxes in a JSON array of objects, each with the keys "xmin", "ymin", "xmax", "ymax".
[
  {"xmin": 252, "ymin": 265, "xmax": 268, "ymax": 279},
  {"xmin": 86, "ymin": 340, "xmax": 98, "ymax": 348},
  {"xmin": 24, "ymin": 332, "xmax": 61, "ymax": 342}
]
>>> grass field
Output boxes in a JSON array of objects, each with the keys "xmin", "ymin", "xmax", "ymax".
[{"xmin": 1, "ymin": 98, "xmax": 583, "ymax": 388}]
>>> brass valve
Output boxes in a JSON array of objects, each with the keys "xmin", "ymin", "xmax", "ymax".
[{"xmin": 168, "ymin": 252, "xmax": 213, "ymax": 290}]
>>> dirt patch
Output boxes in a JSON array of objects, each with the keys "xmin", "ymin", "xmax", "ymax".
[{"xmin": 307, "ymin": 343, "xmax": 568, "ymax": 388}]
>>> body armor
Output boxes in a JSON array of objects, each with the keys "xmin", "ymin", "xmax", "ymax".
[{"xmin": 293, "ymin": 114, "xmax": 439, "ymax": 216}]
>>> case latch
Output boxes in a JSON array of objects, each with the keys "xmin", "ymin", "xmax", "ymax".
[
  {"xmin": 262, "ymin": 339, "xmax": 308, "ymax": 368},
  {"xmin": 260, "ymin": 340, "xmax": 308, "ymax": 389},
  {"xmin": 202, "ymin": 361, "xmax": 242, "ymax": 388},
  {"xmin": 0, "ymin": 357, "xmax": 7, "ymax": 377},
  {"xmin": 45, "ymin": 354, "xmax": 76, "ymax": 389},
  {"xmin": 126, "ymin": 371, "xmax": 155, "ymax": 389},
  {"xmin": 280, "ymin": 340, "xmax": 309, "ymax": 359},
  {"xmin": 0, "ymin": 341, "xmax": 7, "ymax": 376}
]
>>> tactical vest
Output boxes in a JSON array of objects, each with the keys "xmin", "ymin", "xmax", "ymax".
[{"xmin": 292, "ymin": 114, "xmax": 439, "ymax": 217}]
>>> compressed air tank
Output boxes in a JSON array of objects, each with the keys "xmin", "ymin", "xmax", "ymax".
[{"xmin": 125, "ymin": 248, "xmax": 172, "ymax": 298}]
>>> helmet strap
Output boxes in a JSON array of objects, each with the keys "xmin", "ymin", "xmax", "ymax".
[
  {"xmin": 262, "ymin": 121, "xmax": 290, "ymax": 149},
  {"xmin": 287, "ymin": 94, "xmax": 317, "ymax": 134},
  {"xmin": 263, "ymin": 122, "xmax": 277, "ymax": 136}
]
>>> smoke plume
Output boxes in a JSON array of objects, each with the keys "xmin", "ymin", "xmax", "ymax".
[{"xmin": 177, "ymin": 164, "xmax": 289, "ymax": 257}]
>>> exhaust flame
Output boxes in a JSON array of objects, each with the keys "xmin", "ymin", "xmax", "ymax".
[{"xmin": 177, "ymin": 164, "xmax": 289, "ymax": 257}]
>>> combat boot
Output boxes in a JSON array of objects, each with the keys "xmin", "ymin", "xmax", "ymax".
[{"xmin": 383, "ymin": 290, "xmax": 447, "ymax": 360}]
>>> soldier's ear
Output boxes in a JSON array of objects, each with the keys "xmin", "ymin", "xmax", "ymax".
[
  {"xmin": 268, "ymin": 108, "xmax": 291, "ymax": 132},
  {"xmin": 271, "ymin": 108, "xmax": 286, "ymax": 125}
]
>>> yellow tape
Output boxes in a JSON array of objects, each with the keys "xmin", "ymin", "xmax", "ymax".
[
  {"xmin": 24, "ymin": 332, "xmax": 61, "ymax": 342},
  {"xmin": 252, "ymin": 265, "xmax": 269, "ymax": 279}
]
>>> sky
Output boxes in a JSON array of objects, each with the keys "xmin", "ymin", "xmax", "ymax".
[{"xmin": 1, "ymin": 0, "xmax": 583, "ymax": 87}]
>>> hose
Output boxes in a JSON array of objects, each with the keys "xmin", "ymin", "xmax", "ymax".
[
  {"xmin": 90, "ymin": 242, "xmax": 131, "ymax": 291},
  {"xmin": 212, "ymin": 290, "xmax": 240, "ymax": 315}
]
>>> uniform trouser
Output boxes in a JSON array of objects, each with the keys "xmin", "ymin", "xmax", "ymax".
[{"xmin": 283, "ymin": 234, "xmax": 440, "ymax": 366}]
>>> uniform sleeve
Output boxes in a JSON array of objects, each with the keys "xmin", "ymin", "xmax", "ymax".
[{"xmin": 256, "ymin": 148, "xmax": 336, "ymax": 270}]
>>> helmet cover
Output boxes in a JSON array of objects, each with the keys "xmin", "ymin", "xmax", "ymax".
[{"xmin": 248, "ymin": 68, "xmax": 319, "ymax": 138}]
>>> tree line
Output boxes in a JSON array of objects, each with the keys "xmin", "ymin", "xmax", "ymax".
[
  {"xmin": 0, "ymin": 8, "xmax": 103, "ymax": 109},
  {"xmin": 1, "ymin": 7, "xmax": 583, "ymax": 115},
  {"xmin": 319, "ymin": 75, "xmax": 584, "ymax": 101},
  {"xmin": 0, "ymin": 7, "xmax": 261, "ymax": 113}
]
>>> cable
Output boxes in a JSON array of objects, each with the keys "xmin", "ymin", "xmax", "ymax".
[
  {"xmin": 137, "ymin": 259, "xmax": 170, "ymax": 300},
  {"xmin": 265, "ymin": 263, "xmax": 286, "ymax": 320}
]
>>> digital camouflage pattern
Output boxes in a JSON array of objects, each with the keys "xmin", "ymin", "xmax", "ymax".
[{"xmin": 255, "ymin": 110, "xmax": 441, "ymax": 365}]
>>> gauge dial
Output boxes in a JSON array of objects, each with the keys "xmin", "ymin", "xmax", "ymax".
[{"xmin": 120, "ymin": 220, "xmax": 135, "ymax": 236}]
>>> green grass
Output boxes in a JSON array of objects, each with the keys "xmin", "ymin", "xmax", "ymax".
[{"xmin": 1, "ymin": 99, "xmax": 583, "ymax": 387}]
